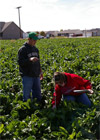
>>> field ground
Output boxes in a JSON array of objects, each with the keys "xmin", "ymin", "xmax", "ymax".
[{"xmin": 0, "ymin": 37, "xmax": 100, "ymax": 140}]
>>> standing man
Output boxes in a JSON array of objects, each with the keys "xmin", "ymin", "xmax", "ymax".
[{"xmin": 18, "ymin": 32, "xmax": 43, "ymax": 102}]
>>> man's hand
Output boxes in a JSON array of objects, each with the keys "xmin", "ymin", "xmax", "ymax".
[
  {"xmin": 30, "ymin": 57, "xmax": 39, "ymax": 62},
  {"xmin": 40, "ymin": 72, "xmax": 43, "ymax": 80},
  {"xmin": 87, "ymin": 89, "xmax": 93, "ymax": 94}
]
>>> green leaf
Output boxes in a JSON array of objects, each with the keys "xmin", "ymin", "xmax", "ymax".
[{"xmin": 0, "ymin": 124, "xmax": 4, "ymax": 133}]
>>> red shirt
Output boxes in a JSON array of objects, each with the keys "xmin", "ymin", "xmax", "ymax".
[{"xmin": 52, "ymin": 72, "xmax": 92, "ymax": 106}]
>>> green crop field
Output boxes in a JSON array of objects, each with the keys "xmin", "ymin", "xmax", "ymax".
[{"xmin": 0, "ymin": 37, "xmax": 100, "ymax": 140}]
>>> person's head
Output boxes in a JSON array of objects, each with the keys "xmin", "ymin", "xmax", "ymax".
[
  {"xmin": 54, "ymin": 72, "xmax": 67, "ymax": 86},
  {"xmin": 28, "ymin": 32, "xmax": 39, "ymax": 46}
]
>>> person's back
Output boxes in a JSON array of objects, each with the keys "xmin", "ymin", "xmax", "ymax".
[{"xmin": 52, "ymin": 72, "xmax": 93, "ymax": 108}]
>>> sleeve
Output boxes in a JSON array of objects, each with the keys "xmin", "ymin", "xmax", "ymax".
[
  {"xmin": 18, "ymin": 47, "xmax": 31, "ymax": 67},
  {"xmin": 52, "ymin": 85, "xmax": 62, "ymax": 106},
  {"xmin": 73, "ymin": 74, "xmax": 92, "ymax": 89}
]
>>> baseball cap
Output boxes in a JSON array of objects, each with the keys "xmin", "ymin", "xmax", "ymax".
[{"xmin": 28, "ymin": 32, "xmax": 39, "ymax": 40}]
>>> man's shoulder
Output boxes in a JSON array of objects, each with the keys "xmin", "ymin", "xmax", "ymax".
[{"xmin": 18, "ymin": 43, "xmax": 27, "ymax": 51}]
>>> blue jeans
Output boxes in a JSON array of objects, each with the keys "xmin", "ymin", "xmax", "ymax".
[
  {"xmin": 63, "ymin": 93, "xmax": 91, "ymax": 107},
  {"xmin": 22, "ymin": 76, "xmax": 41, "ymax": 102}
]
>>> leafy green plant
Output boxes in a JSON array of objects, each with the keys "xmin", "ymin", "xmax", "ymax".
[{"xmin": 0, "ymin": 38, "xmax": 100, "ymax": 139}]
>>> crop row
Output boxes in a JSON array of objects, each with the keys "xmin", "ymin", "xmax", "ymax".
[{"xmin": 0, "ymin": 38, "xmax": 100, "ymax": 139}]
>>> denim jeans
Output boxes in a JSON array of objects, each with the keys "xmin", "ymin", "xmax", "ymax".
[
  {"xmin": 22, "ymin": 76, "xmax": 41, "ymax": 102},
  {"xmin": 63, "ymin": 93, "xmax": 91, "ymax": 107}
]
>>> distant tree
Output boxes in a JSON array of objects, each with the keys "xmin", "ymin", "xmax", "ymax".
[
  {"xmin": 40, "ymin": 31, "xmax": 46, "ymax": 36},
  {"xmin": 60, "ymin": 29, "xmax": 63, "ymax": 31},
  {"xmin": 36, "ymin": 31, "xmax": 39, "ymax": 35}
]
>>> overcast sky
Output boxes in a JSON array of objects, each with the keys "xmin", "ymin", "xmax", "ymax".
[{"xmin": 0, "ymin": 0, "xmax": 100, "ymax": 32}]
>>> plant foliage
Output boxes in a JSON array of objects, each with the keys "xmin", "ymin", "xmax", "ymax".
[{"xmin": 0, "ymin": 38, "xmax": 100, "ymax": 139}]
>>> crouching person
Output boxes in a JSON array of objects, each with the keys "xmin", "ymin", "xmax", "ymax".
[{"xmin": 52, "ymin": 72, "xmax": 93, "ymax": 108}]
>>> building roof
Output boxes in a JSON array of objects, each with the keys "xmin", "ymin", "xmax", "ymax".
[
  {"xmin": 58, "ymin": 29, "xmax": 83, "ymax": 34},
  {"xmin": 90, "ymin": 28, "xmax": 100, "ymax": 32},
  {"xmin": 0, "ymin": 22, "xmax": 5, "ymax": 32},
  {"xmin": 0, "ymin": 21, "xmax": 24, "ymax": 33},
  {"xmin": 1, "ymin": 22, "xmax": 12, "ymax": 32}
]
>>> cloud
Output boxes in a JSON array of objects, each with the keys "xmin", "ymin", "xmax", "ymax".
[
  {"xmin": 0, "ymin": 0, "xmax": 100, "ymax": 31},
  {"xmin": 36, "ymin": 0, "xmax": 59, "ymax": 4}
]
